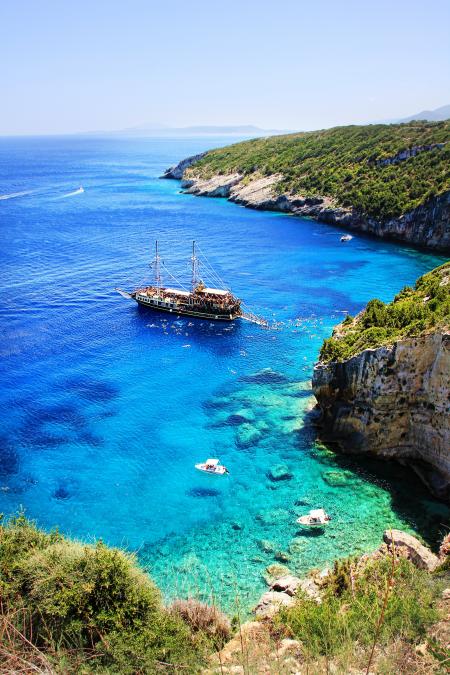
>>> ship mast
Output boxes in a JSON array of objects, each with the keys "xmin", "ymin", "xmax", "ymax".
[
  {"xmin": 191, "ymin": 240, "xmax": 200, "ymax": 291},
  {"xmin": 153, "ymin": 240, "xmax": 162, "ymax": 297}
]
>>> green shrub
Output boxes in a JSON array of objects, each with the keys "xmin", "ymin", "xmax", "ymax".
[
  {"xmin": 0, "ymin": 515, "xmax": 206, "ymax": 672},
  {"xmin": 277, "ymin": 556, "xmax": 440, "ymax": 659},
  {"xmin": 319, "ymin": 262, "xmax": 449, "ymax": 361}
]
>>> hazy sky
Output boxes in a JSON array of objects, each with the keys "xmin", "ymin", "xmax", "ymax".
[{"xmin": 1, "ymin": 0, "xmax": 449, "ymax": 135}]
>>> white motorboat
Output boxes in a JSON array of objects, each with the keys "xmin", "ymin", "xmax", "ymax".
[
  {"xmin": 340, "ymin": 234, "xmax": 353, "ymax": 242},
  {"xmin": 195, "ymin": 458, "xmax": 229, "ymax": 475},
  {"xmin": 296, "ymin": 508, "xmax": 331, "ymax": 527}
]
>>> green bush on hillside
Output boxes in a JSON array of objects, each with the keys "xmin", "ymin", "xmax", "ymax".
[
  {"xmin": 0, "ymin": 513, "xmax": 206, "ymax": 672},
  {"xmin": 277, "ymin": 555, "xmax": 440, "ymax": 660},
  {"xmin": 319, "ymin": 261, "xmax": 450, "ymax": 362}
]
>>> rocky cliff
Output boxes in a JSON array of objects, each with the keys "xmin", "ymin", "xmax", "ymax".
[
  {"xmin": 313, "ymin": 331, "xmax": 450, "ymax": 499},
  {"xmin": 312, "ymin": 263, "xmax": 450, "ymax": 500},
  {"xmin": 164, "ymin": 162, "xmax": 450, "ymax": 250}
]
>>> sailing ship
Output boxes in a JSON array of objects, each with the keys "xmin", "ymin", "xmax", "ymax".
[{"xmin": 117, "ymin": 241, "xmax": 243, "ymax": 321}]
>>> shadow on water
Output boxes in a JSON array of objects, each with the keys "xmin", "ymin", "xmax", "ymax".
[
  {"xmin": 297, "ymin": 422, "xmax": 450, "ymax": 550},
  {"xmin": 136, "ymin": 303, "xmax": 245, "ymax": 357}
]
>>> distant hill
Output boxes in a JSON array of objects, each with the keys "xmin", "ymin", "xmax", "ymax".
[
  {"xmin": 107, "ymin": 123, "xmax": 292, "ymax": 137},
  {"xmin": 397, "ymin": 104, "xmax": 450, "ymax": 123}
]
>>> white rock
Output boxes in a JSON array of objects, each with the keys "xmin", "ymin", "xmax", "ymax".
[{"xmin": 383, "ymin": 529, "xmax": 439, "ymax": 571}]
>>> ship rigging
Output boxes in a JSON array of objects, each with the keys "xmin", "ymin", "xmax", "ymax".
[{"xmin": 117, "ymin": 241, "xmax": 267, "ymax": 325}]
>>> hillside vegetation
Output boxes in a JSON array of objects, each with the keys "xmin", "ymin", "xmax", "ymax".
[
  {"xmin": 0, "ymin": 513, "xmax": 225, "ymax": 673},
  {"xmin": 319, "ymin": 261, "xmax": 450, "ymax": 362},
  {"xmin": 185, "ymin": 121, "xmax": 450, "ymax": 221}
]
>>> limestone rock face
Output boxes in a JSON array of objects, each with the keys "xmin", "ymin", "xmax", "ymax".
[
  {"xmin": 181, "ymin": 173, "xmax": 242, "ymax": 197},
  {"xmin": 161, "ymin": 152, "xmax": 207, "ymax": 179},
  {"xmin": 270, "ymin": 575, "xmax": 302, "ymax": 596},
  {"xmin": 162, "ymin": 161, "xmax": 450, "ymax": 250},
  {"xmin": 312, "ymin": 331, "xmax": 450, "ymax": 499},
  {"xmin": 383, "ymin": 529, "xmax": 440, "ymax": 571}
]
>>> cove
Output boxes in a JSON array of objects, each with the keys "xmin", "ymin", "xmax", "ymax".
[{"xmin": 0, "ymin": 135, "xmax": 448, "ymax": 611}]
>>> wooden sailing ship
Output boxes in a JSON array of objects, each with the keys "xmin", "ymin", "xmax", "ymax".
[{"xmin": 117, "ymin": 241, "xmax": 243, "ymax": 321}]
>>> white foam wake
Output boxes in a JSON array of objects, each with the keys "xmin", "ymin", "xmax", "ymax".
[{"xmin": 0, "ymin": 189, "xmax": 35, "ymax": 201}]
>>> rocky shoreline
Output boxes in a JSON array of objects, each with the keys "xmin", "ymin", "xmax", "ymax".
[
  {"xmin": 209, "ymin": 528, "xmax": 449, "ymax": 673},
  {"xmin": 162, "ymin": 155, "xmax": 450, "ymax": 251}
]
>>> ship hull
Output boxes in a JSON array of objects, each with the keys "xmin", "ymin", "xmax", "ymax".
[{"xmin": 135, "ymin": 297, "xmax": 239, "ymax": 321}]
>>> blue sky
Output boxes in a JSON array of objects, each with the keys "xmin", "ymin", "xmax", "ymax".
[{"xmin": 1, "ymin": 0, "xmax": 449, "ymax": 135}]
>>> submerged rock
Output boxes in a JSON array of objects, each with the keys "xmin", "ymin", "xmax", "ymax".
[
  {"xmin": 322, "ymin": 470, "xmax": 355, "ymax": 487},
  {"xmin": 235, "ymin": 423, "xmax": 262, "ymax": 449},
  {"xmin": 264, "ymin": 563, "xmax": 291, "ymax": 585},
  {"xmin": 257, "ymin": 539, "xmax": 275, "ymax": 553},
  {"xmin": 274, "ymin": 550, "xmax": 291, "ymax": 563},
  {"xmin": 256, "ymin": 508, "xmax": 290, "ymax": 526},
  {"xmin": 267, "ymin": 464, "xmax": 293, "ymax": 481},
  {"xmin": 288, "ymin": 538, "xmax": 308, "ymax": 555},
  {"xmin": 240, "ymin": 368, "xmax": 291, "ymax": 385}
]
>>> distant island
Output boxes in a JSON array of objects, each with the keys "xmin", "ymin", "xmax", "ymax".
[
  {"xmin": 90, "ymin": 123, "xmax": 293, "ymax": 137},
  {"xmin": 163, "ymin": 120, "xmax": 450, "ymax": 251}
]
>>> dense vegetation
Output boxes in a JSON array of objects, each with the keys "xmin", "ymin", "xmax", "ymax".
[
  {"xmin": 186, "ymin": 121, "xmax": 450, "ymax": 220},
  {"xmin": 275, "ymin": 553, "xmax": 448, "ymax": 671},
  {"xmin": 0, "ymin": 513, "xmax": 227, "ymax": 673},
  {"xmin": 319, "ymin": 261, "xmax": 450, "ymax": 362}
]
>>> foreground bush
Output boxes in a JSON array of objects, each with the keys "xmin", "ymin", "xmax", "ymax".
[
  {"xmin": 0, "ymin": 513, "xmax": 206, "ymax": 672},
  {"xmin": 277, "ymin": 554, "xmax": 441, "ymax": 661}
]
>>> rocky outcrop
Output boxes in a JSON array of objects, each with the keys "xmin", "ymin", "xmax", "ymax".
[
  {"xmin": 374, "ymin": 143, "xmax": 446, "ymax": 167},
  {"xmin": 383, "ymin": 529, "xmax": 440, "ymax": 571},
  {"xmin": 312, "ymin": 331, "xmax": 450, "ymax": 499},
  {"xmin": 164, "ymin": 163, "xmax": 450, "ymax": 250},
  {"xmin": 161, "ymin": 152, "xmax": 207, "ymax": 179}
]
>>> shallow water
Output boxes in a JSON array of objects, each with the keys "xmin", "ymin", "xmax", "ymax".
[{"xmin": 0, "ymin": 135, "xmax": 448, "ymax": 611}]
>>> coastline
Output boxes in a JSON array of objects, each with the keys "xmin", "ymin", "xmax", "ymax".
[{"xmin": 162, "ymin": 157, "xmax": 450, "ymax": 253}]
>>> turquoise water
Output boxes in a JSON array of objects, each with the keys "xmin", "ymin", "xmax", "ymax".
[{"xmin": 0, "ymin": 135, "xmax": 448, "ymax": 611}]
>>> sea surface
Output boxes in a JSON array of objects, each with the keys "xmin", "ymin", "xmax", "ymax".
[{"xmin": 0, "ymin": 135, "xmax": 448, "ymax": 611}]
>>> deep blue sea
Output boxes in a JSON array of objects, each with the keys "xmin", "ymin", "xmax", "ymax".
[{"xmin": 0, "ymin": 135, "xmax": 448, "ymax": 611}]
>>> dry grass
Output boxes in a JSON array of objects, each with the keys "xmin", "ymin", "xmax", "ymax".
[
  {"xmin": 0, "ymin": 602, "xmax": 55, "ymax": 675},
  {"xmin": 170, "ymin": 598, "xmax": 231, "ymax": 646}
]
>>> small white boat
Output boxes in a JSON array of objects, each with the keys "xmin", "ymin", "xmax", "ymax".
[
  {"xmin": 195, "ymin": 458, "xmax": 229, "ymax": 475},
  {"xmin": 296, "ymin": 508, "xmax": 331, "ymax": 527},
  {"xmin": 340, "ymin": 234, "xmax": 353, "ymax": 242}
]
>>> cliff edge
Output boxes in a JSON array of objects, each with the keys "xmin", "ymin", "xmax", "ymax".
[{"xmin": 312, "ymin": 263, "xmax": 450, "ymax": 499}]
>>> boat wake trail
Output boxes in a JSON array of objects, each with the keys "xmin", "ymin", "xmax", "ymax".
[{"xmin": 0, "ymin": 189, "xmax": 36, "ymax": 201}]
